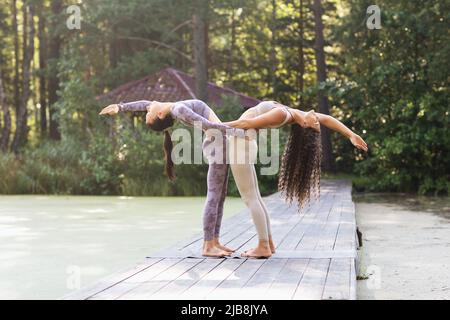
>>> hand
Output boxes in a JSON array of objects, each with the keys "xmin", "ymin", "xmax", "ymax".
[
  {"xmin": 350, "ymin": 133, "xmax": 368, "ymax": 152},
  {"xmin": 224, "ymin": 119, "xmax": 248, "ymax": 129},
  {"xmin": 99, "ymin": 104, "xmax": 119, "ymax": 116}
]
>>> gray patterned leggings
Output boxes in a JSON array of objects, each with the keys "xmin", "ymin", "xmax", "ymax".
[
  {"xmin": 202, "ymin": 135, "xmax": 272, "ymax": 242},
  {"xmin": 202, "ymin": 163, "xmax": 229, "ymax": 241},
  {"xmin": 202, "ymin": 133, "xmax": 229, "ymax": 241},
  {"xmin": 199, "ymin": 100, "xmax": 271, "ymax": 242}
]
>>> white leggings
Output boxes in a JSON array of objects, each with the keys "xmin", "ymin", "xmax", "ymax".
[{"xmin": 229, "ymin": 136, "xmax": 272, "ymax": 241}]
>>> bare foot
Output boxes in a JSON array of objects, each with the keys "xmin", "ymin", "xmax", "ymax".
[
  {"xmin": 241, "ymin": 247, "xmax": 272, "ymax": 259},
  {"xmin": 214, "ymin": 242, "xmax": 235, "ymax": 253},
  {"xmin": 269, "ymin": 238, "xmax": 276, "ymax": 254},
  {"xmin": 203, "ymin": 246, "xmax": 231, "ymax": 258},
  {"xmin": 216, "ymin": 244, "xmax": 235, "ymax": 252}
]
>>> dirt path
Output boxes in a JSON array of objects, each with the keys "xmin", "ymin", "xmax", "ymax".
[{"xmin": 355, "ymin": 195, "xmax": 450, "ymax": 300}]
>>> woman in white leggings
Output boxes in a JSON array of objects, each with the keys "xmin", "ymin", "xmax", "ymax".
[{"xmin": 227, "ymin": 101, "xmax": 368, "ymax": 258}]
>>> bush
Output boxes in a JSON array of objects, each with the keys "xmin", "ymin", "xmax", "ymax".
[{"xmin": 0, "ymin": 138, "xmax": 88, "ymax": 194}]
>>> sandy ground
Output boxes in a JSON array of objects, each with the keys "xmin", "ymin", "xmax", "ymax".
[{"xmin": 355, "ymin": 195, "xmax": 450, "ymax": 300}]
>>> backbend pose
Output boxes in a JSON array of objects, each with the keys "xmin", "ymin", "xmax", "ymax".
[
  {"xmin": 225, "ymin": 100, "xmax": 368, "ymax": 258},
  {"xmin": 99, "ymin": 99, "xmax": 246, "ymax": 257}
]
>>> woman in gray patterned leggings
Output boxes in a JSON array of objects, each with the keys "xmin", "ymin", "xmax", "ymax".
[{"xmin": 100, "ymin": 99, "xmax": 245, "ymax": 257}]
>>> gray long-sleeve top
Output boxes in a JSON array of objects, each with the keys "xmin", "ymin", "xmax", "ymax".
[{"xmin": 118, "ymin": 99, "xmax": 245, "ymax": 137}]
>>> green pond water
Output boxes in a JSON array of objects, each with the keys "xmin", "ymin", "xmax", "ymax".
[{"xmin": 0, "ymin": 196, "xmax": 245, "ymax": 299}]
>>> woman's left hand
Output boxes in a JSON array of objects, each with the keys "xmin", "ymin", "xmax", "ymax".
[
  {"xmin": 99, "ymin": 104, "xmax": 119, "ymax": 116},
  {"xmin": 350, "ymin": 134, "xmax": 368, "ymax": 152}
]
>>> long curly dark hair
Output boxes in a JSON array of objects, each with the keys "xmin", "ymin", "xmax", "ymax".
[{"xmin": 278, "ymin": 124, "xmax": 322, "ymax": 210}]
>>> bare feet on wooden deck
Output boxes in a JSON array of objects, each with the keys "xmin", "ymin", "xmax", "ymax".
[
  {"xmin": 203, "ymin": 240, "xmax": 231, "ymax": 258},
  {"xmin": 241, "ymin": 247, "xmax": 272, "ymax": 259},
  {"xmin": 241, "ymin": 240, "xmax": 272, "ymax": 259},
  {"xmin": 202, "ymin": 246, "xmax": 231, "ymax": 258},
  {"xmin": 213, "ymin": 238, "xmax": 236, "ymax": 253}
]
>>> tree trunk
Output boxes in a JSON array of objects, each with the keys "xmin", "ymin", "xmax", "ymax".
[
  {"xmin": 298, "ymin": 0, "xmax": 305, "ymax": 108},
  {"xmin": 12, "ymin": 0, "xmax": 20, "ymax": 114},
  {"xmin": 48, "ymin": 0, "xmax": 62, "ymax": 140},
  {"xmin": 227, "ymin": 6, "xmax": 237, "ymax": 85},
  {"xmin": 0, "ymin": 70, "xmax": 11, "ymax": 152},
  {"xmin": 109, "ymin": 25, "xmax": 119, "ymax": 69},
  {"xmin": 192, "ymin": 0, "xmax": 209, "ymax": 101},
  {"xmin": 270, "ymin": 0, "xmax": 278, "ymax": 97},
  {"xmin": 312, "ymin": 0, "xmax": 334, "ymax": 172},
  {"xmin": 38, "ymin": 4, "xmax": 47, "ymax": 137},
  {"xmin": 12, "ymin": 2, "xmax": 35, "ymax": 153}
]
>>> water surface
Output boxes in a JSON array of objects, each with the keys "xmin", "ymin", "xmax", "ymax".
[{"xmin": 0, "ymin": 196, "xmax": 245, "ymax": 299}]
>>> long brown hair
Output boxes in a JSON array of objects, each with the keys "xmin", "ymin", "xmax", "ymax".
[
  {"xmin": 278, "ymin": 124, "xmax": 322, "ymax": 210},
  {"xmin": 148, "ymin": 115, "xmax": 176, "ymax": 181}
]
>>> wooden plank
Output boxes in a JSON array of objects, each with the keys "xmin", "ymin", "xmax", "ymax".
[
  {"xmin": 235, "ymin": 259, "xmax": 289, "ymax": 299},
  {"xmin": 321, "ymin": 258, "xmax": 351, "ymax": 300},
  {"xmin": 152, "ymin": 258, "xmax": 225, "ymax": 299},
  {"xmin": 89, "ymin": 258, "xmax": 182, "ymax": 300},
  {"xmin": 225, "ymin": 229, "xmax": 257, "ymax": 253},
  {"xmin": 295, "ymin": 194, "xmax": 334, "ymax": 251},
  {"xmin": 267, "ymin": 259, "xmax": 309, "ymax": 300},
  {"xmin": 262, "ymin": 207, "xmax": 305, "ymax": 251},
  {"xmin": 333, "ymin": 220, "xmax": 356, "ymax": 251},
  {"xmin": 273, "ymin": 194, "xmax": 325, "ymax": 251},
  {"xmin": 62, "ymin": 258, "xmax": 162, "ymax": 300},
  {"xmin": 293, "ymin": 259, "xmax": 330, "ymax": 300},
  {"xmin": 178, "ymin": 259, "xmax": 245, "ymax": 300},
  {"xmin": 315, "ymin": 203, "xmax": 342, "ymax": 251},
  {"xmin": 207, "ymin": 259, "xmax": 266, "ymax": 300},
  {"xmin": 118, "ymin": 258, "xmax": 204, "ymax": 300},
  {"xmin": 275, "ymin": 216, "xmax": 310, "ymax": 251},
  {"xmin": 235, "ymin": 197, "xmax": 305, "ymax": 254}
]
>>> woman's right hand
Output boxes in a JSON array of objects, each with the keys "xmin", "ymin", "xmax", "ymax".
[
  {"xmin": 99, "ymin": 104, "xmax": 119, "ymax": 116},
  {"xmin": 350, "ymin": 133, "xmax": 368, "ymax": 152}
]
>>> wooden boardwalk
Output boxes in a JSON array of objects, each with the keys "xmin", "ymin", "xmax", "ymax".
[{"xmin": 64, "ymin": 180, "xmax": 358, "ymax": 300}]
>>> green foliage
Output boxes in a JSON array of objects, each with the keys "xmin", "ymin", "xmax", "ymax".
[
  {"xmin": 118, "ymin": 123, "xmax": 208, "ymax": 196},
  {"xmin": 0, "ymin": 138, "xmax": 88, "ymax": 194},
  {"xmin": 331, "ymin": 0, "xmax": 450, "ymax": 195},
  {"xmin": 0, "ymin": 0, "xmax": 448, "ymax": 196}
]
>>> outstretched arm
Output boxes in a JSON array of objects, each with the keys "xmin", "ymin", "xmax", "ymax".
[
  {"xmin": 224, "ymin": 108, "xmax": 287, "ymax": 129},
  {"xmin": 118, "ymin": 100, "xmax": 152, "ymax": 112},
  {"xmin": 172, "ymin": 104, "xmax": 246, "ymax": 138},
  {"xmin": 99, "ymin": 100, "xmax": 151, "ymax": 116},
  {"xmin": 316, "ymin": 113, "xmax": 368, "ymax": 152}
]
